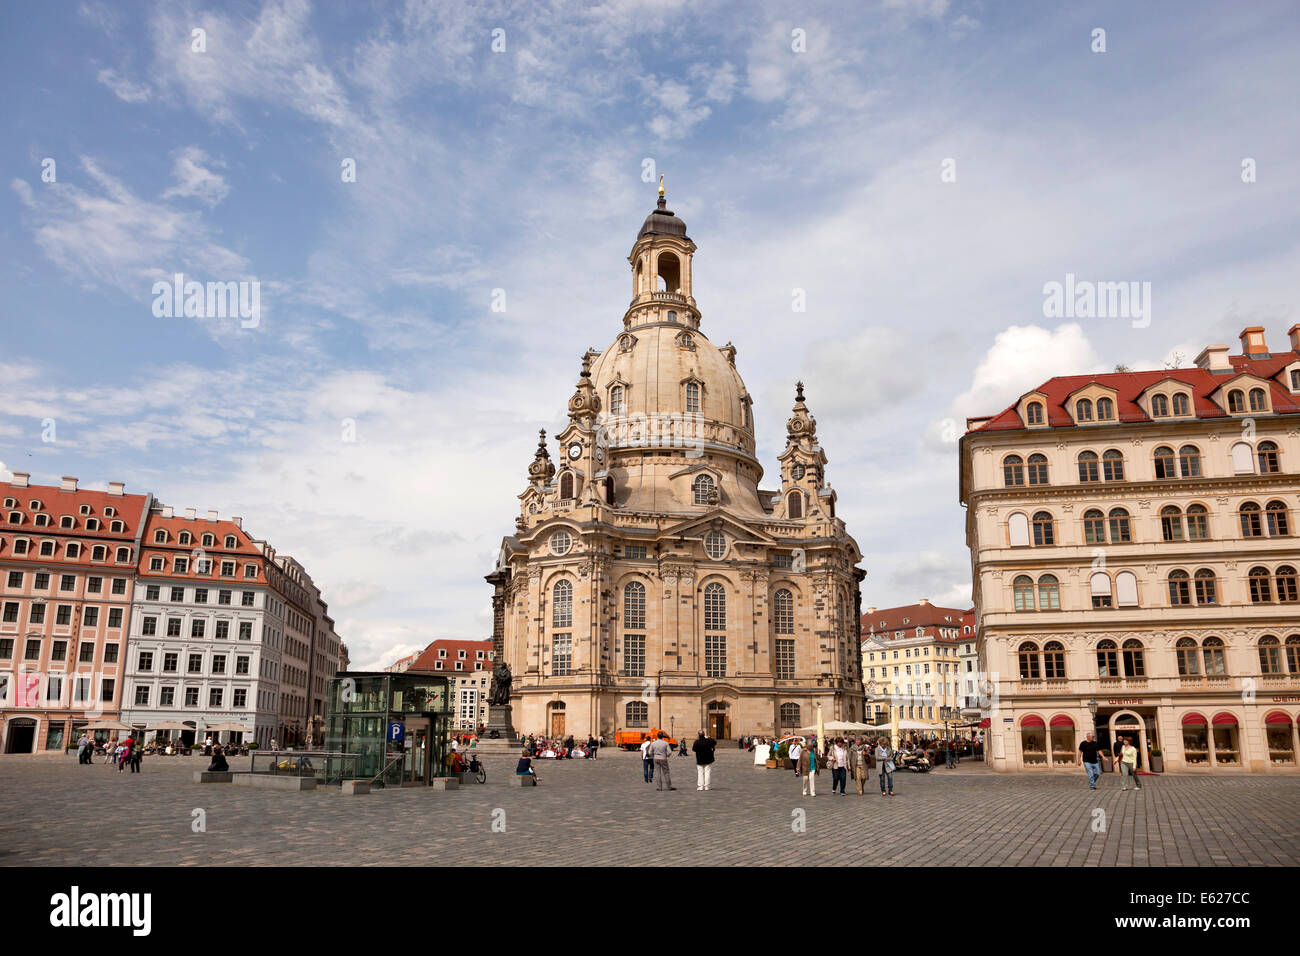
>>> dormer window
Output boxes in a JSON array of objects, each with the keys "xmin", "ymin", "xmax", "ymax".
[
  {"xmin": 110, "ymin": 520, "xmax": 124, "ymax": 533},
  {"xmin": 1096, "ymin": 397, "xmax": 1114, "ymax": 420},
  {"xmin": 154, "ymin": 530, "xmax": 168, "ymax": 543},
  {"xmin": 1172, "ymin": 393, "xmax": 1190, "ymax": 416},
  {"xmin": 34, "ymin": 514, "xmax": 50, "ymax": 527},
  {"xmin": 178, "ymin": 531, "xmax": 192, "ymax": 546},
  {"xmin": 1291, "ymin": 369, "xmax": 1300, "ymax": 391},
  {"xmin": 78, "ymin": 504, "xmax": 90, "ymax": 515},
  {"xmin": 1249, "ymin": 388, "xmax": 1267, "ymax": 412},
  {"xmin": 224, "ymin": 535, "xmax": 237, "ymax": 548},
  {"xmin": 1228, "ymin": 389, "xmax": 1245, "ymax": 413},
  {"xmin": 104, "ymin": 507, "xmax": 115, "ymax": 517},
  {"xmin": 692, "ymin": 474, "xmax": 716, "ymax": 506},
  {"xmin": 2, "ymin": 498, "xmax": 13, "ymax": 508},
  {"xmin": 685, "ymin": 381, "xmax": 701, "ymax": 413},
  {"xmin": 60, "ymin": 516, "xmax": 74, "ymax": 529},
  {"xmin": 1151, "ymin": 394, "xmax": 1169, "ymax": 417},
  {"xmin": 202, "ymin": 533, "xmax": 215, "ymax": 547},
  {"xmin": 85, "ymin": 518, "xmax": 99, "ymax": 531},
  {"xmin": 676, "ymin": 331, "xmax": 694, "ymax": 350},
  {"xmin": 610, "ymin": 384, "xmax": 625, "ymax": 416},
  {"xmin": 1075, "ymin": 399, "xmax": 1093, "ymax": 422},
  {"xmin": 8, "ymin": 512, "xmax": 22, "ymax": 524},
  {"xmin": 1025, "ymin": 402, "xmax": 1044, "ymax": 425}
]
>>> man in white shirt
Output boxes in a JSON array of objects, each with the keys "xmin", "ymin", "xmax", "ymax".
[
  {"xmin": 640, "ymin": 737, "xmax": 653, "ymax": 783},
  {"xmin": 788, "ymin": 740, "xmax": 802, "ymax": 775}
]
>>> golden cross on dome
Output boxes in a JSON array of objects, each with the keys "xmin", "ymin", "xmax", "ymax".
[{"xmin": 658, "ymin": 173, "xmax": 665, "ymax": 197}]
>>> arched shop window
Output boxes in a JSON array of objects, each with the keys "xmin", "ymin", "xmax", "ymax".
[
  {"xmin": 1181, "ymin": 713, "xmax": 1209, "ymax": 766},
  {"xmin": 1019, "ymin": 715, "xmax": 1047, "ymax": 766},
  {"xmin": 1264, "ymin": 712, "xmax": 1295, "ymax": 766},
  {"xmin": 1049, "ymin": 715, "xmax": 1075, "ymax": 766},
  {"xmin": 1211, "ymin": 712, "xmax": 1240, "ymax": 766}
]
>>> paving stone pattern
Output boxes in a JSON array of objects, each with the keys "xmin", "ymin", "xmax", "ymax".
[{"xmin": 1, "ymin": 749, "xmax": 1296, "ymax": 866}]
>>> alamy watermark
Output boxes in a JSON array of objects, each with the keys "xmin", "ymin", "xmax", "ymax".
[
  {"xmin": 152, "ymin": 273, "xmax": 260, "ymax": 328},
  {"xmin": 1043, "ymin": 273, "xmax": 1150, "ymax": 328}
]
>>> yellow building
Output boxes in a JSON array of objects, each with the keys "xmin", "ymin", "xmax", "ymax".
[
  {"xmin": 492, "ymin": 188, "xmax": 866, "ymax": 741},
  {"xmin": 961, "ymin": 326, "xmax": 1300, "ymax": 772},
  {"xmin": 860, "ymin": 601, "xmax": 975, "ymax": 731}
]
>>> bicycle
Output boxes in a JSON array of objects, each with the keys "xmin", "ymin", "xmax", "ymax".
[{"xmin": 467, "ymin": 755, "xmax": 487, "ymax": 784}]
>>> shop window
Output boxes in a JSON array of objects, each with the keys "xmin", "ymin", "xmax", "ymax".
[
  {"xmin": 1211, "ymin": 713, "xmax": 1239, "ymax": 765},
  {"xmin": 1265, "ymin": 711, "xmax": 1295, "ymax": 765},
  {"xmin": 1049, "ymin": 715, "xmax": 1075, "ymax": 765},
  {"xmin": 1020, "ymin": 716, "xmax": 1047, "ymax": 765}
]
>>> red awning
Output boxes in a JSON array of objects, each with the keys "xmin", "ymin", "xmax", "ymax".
[
  {"xmin": 1021, "ymin": 715, "xmax": 1045, "ymax": 728},
  {"xmin": 1264, "ymin": 711, "xmax": 1294, "ymax": 725},
  {"xmin": 1212, "ymin": 713, "xmax": 1238, "ymax": 726},
  {"xmin": 1049, "ymin": 715, "xmax": 1074, "ymax": 728},
  {"xmin": 978, "ymin": 718, "xmax": 991, "ymax": 728},
  {"xmin": 1181, "ymin": 713, "xmax": 1207, "ymax": 726}
]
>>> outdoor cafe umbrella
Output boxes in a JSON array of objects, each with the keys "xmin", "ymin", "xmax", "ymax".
[
  {"xmin": 816, "ymin": 703, "xmax": 826, "ymax": 754},
  {"xmin": 145, "ymin": 721, "xmax": 189, "ymax": 731},
  {"xmin": 82, "ymin": 720, "xmax": 133, "ymax": 731},
  {"xmin": 205, "ymin": 723, "xmax": 247, "ymax": 733}
]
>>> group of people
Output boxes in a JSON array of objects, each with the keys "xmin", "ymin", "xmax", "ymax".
[
  {"xmin": 1078, "ymin": 733, "xmax": 1146, "ymax": 790},
  {"xmin": 522, "ymin": 734, "xmax": 600, "ymax": 759},
  {"xmin": 75, "ymin": 733, "xmax": 143, "ymax": 773},
  {"xmin": 638, "ymin": 731, "xmax": 717, "ymax": 791},
  {"xmin": 790, "ymin": 736, "xmax": 903, "ymax": 797}
]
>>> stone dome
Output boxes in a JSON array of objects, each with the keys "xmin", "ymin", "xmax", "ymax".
[
  {"xmin": 589, "ymin": 322, "xmax": 755, "ymax": 461},
  {"xmin": 637, "ymin": 198, "xmax": 689, "ymax": 240}
]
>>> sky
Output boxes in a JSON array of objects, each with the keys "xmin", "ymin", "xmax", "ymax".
[{"xmin": 2, "ymin": 0, "xmax": 1298, "ymax": 670}]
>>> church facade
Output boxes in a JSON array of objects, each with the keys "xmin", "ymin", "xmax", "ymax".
[{"xmin": 489, "ymin": 188, "xmax": 866, "ymax": 742}]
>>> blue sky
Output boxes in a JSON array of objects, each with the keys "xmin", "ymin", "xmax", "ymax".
[{"xmin": 2, "ymin": 0, "xmax": 1298, "ymax": 669}]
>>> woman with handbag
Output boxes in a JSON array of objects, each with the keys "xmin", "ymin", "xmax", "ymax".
[{"xmin": 875, "ymin": 737, "xmax": 895, "ymax": 797}]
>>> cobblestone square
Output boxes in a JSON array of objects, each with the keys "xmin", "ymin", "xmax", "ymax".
[{"xmin": 2, "ymin": 749, "xmax": 1297, "ymax": 867}]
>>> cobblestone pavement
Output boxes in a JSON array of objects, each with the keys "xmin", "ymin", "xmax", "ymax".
[{"xmin": 2, "ymin": 749, "xmax": 1297, "ymax": 866}]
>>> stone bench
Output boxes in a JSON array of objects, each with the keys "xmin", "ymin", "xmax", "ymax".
[
  {"xmin": 193, "ymin": 771, "xmax": 234, "ymax": 783},
  {"xmin": 428, "ymin": 777, "xmax": 459, "ymax": 790},
  {"xmin": 506, "ymin": 774, "xmax": 538, "ymax": 787},
  {"xmin": 454, "ymin": 772, "xmax": 484, "ymax": 785},
  {"xmin": 341, "ymin": 780, "xmax": 369, "ymax": 796},
  {"xmin": 232, "ymin": 773, "xmax": 316, "ymax": 791}
]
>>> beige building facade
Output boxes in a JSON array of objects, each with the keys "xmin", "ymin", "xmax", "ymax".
[
  {"xmin": 961, "ymin": 326, "xmax": 1300, "ymax": 773},
  {"xmin": 494, "ymin": 188, "xmax": 866, "ymax": 741}
]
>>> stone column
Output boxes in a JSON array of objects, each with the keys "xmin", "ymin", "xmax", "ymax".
[{"xmin": 479, "ymin": 568, "xmax": 519, "ymax": 754}]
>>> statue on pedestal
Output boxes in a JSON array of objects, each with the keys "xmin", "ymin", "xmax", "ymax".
[{"xmin": 489, "ymin": 661, "xmax": 512, "ymax": 706}]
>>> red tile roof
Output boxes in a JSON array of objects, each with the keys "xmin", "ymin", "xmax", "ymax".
[
  {"xmin": 1, "ymin": 481, "xmax": 149, "ymax": 540},
  {"xmin": 408, "ymin": 639, "xmax": 495, "ymax": 673},
  {"xmin": 861, "ymin": 602, "xmax": 969, "ymax": 641},
  {"xmin": 969, "ymin": 347, "xmax": 1300, "ymax": 433}
]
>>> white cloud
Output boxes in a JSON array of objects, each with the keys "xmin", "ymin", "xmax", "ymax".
[
  {"xmin": 96, "ymin": 68, "xmax": 151, "ymax": 103},
  {"xmin": 949, "ymin": 324, "xmax": 1105, "ymax": 423},
  {"xmin": 160, "ymin": 147, "xmax": 229, "ymax": 206}
]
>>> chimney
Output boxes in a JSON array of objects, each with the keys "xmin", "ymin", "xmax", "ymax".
[
  {"xmin": 1290, "ymin": 324, "xmax": 1300, "ymax": 352},
  {"xmin": 232, "ymin": 516, "xmax": 242, "ymax": 529},
  {"xmin": 207, "ymin": 509, "xmax": 218, "ymax": 522},
  {"xmin": 1239, "ymin": 326, "xmax": 1268, "ymax": 357},
  {"xmin": 161, "ymin": 505, "xmax": 173, "ymax": 518},
  {"xmin": 919, "ymin": 598, "xmax": 931, "ymax": 605},
  {"xmin": 107, "ymin": 481, "xmax": 125, "ymax": 497},
  {"xmin": 1194, "ymin": 344, "xmax": 1232, "ymax": 372},
  {"xmin": 60, "ymin": 476, "xmax": 78, "ymax": 491},
  {"xmin": 9, "ymin": 472, "xmax": 29, "ymax": 488},
  {"xmin": 866, "ymin": 606, "xmax": 877, "ymax": 615}
]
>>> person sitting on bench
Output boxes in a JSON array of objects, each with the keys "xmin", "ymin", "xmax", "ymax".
[
  {"xmin": 207, "ymin": 744, "xmax": 229, "ymax": 773},
  {"xmin": 515, "ymin": 750, "xmax": 537, "ymax": 784}
]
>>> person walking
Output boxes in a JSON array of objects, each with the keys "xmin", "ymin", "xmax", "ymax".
[
  {"xmin": 849, "ymin": 737, "xmax": 868, "ymax": 795},
  {"xmin": 1119, "ymin": 736, "xmax": 1142, "ymax": 791},
  {"xmin": 830, "ymin": 738, "xmax": 849, "ymax": 795},
  {"xmin": 945, "ymin": 739, "xmax": 956, "ymax": 769},
  {"xmin": 640, "ymin": 736, "xmax": 654, "ymax": 783},
  {"xmin": 75, "ymin": 733, "xmax": 90, "ymax": 765},
  {"xmin": 875, "ymin": 737, "xmax": 895, "ymax": 797},
  {"xmin": 118, "ymin": 737, "xmax": 133, "ymax": 774},
  {"xmin": 797, "ymin": 738, "xmax": 820, "ymax": 796},
  {"xmin": 692, "ymin": 730, "xmax": 717, "ymax": 791},
  {"xmin": 788, "ymin": 738, "xmax": 802, "ymax": 776},
  {"xmin": 1078, "ymin": 732, "xmax": 1102, "ymax": 789},
  {"xmin": 648, "ymin": 732, "xmax": 675, "ymax": 791}
]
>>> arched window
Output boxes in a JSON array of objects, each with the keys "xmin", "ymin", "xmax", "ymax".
[
  {"xmin": 1266, "ymin": 500, "xmax": 1290, "ymax": 536},
  {"xmin": 786, "ymin": 491, "xmax": 803, "ymax": 519},
  {"xmin": 64, "ymin": 543, "xmax": 78, "ymax": 558},
  {"xmin": 1026, "ymin": 453, "xmax": 1049, "ymax": 485},
  {"xmin": 1037, "ymin": 574, "xmax": 1060, "ymax": 610},
  {"xmin": 1151, "ymin": 394, "xmax": 1169, "ymax": 417},
  {"xmin": 1076, "ymin": 399, "xmax": 1093, "ymax": 422},
  {"xmin": 1172, "ymin": 392, "xmax": 1190, "ymax": 416},
  {"xmin": 779, "ymin": 702, "xmax": 801, "ymax": 727},
  {"xmin": 1116, "ymin": 570, "xmax": 1139, "ymax": 606},
  {"xmin": 1194, "ymin": 569, "xmax": 1219, "ymax": 605},
  {"xmin": 624, "ymin": 581, "xmax": 646, "ymax": 629},
  {"xmin": 1018, "ymin": 642, "xmax": 1041, "ymax": 679},
  {"xmin": 1239, "ymin": 501, "xmax": 1263, "ymax": 537},
  {"xmin": 1228, "ymin": 389, "xmax": 1245, "ymax": 413},
  {"xmin": 684, "ymin": 381, "xmax": 701, "ymax": 413},
  {"xmin": 1179, "ymin": 445, "xmax": 1202, "ymax": 477},
  {"xmin": 1025, "ymin": 402, "xmax": 1044, "ymax": 425},
  {"xmin": 692, "ymin": 474, "xmax": 715, "ymax": 506},
  {"xmin": 1276, "ymin": 566, "xmax": 1299, "ymax": 603},
  {"xmin": 1259, "ymin": 636, "xmax": 1283, "ymax": 674},
  {"xmin": 91, "ymin": 545, "xmax": 106, "ymax": 561},
  {"xmin": 1258, "ymin": 441, "xmax": 1280, "ymax": 473},
  {"xmin": 559, "ymin": 472, "xmax": 575, "ymax": 500},
  {"xmin": 1176, "ymin": 638, "xmax": 1200, "ymax": 676},
  {"xmin": 1153, "ymin": 446, "xmax": 1176, "ymax": 479},
  {"xmin": 1167, "ymin": 569, "xmax": 1191, "ymax": 605},
  {"xmin": 1202, "ymin": 637, "xmax": 1226, "ymax": 675},
  {"xmin": 1096, "ymin": 640, "xmax": 1119, "ymax": 678},
  {"xmin": 115, "ymin": 547, "xmax": 130, "ymax": 562},
  {"xmin": 1231, "ymin": 441, "xmax": 1255, "ymax": 473},
  {"xmin": 224, "ymin": 535, "xmax": 237, "ymax": 548},
  {"xmin": 1032, "ymin": 512, "xmax": 1055, "ymax": 546},
  {"xmin": 1287, "ymin": 635, "xmax": 1300, "ymax": 673},
  {"xmin": 1122, "ymin": 639, "xmax": 1146, "ymax": 677},
  {"xmin": 552, "ymin": 580, "xmax": 573, "ymax": 628},
  {"xmin": 1083, "ymin": 509, "xmax": 1106, "ymax": 544},
  {"xmin": 1186, "ymin": 503, "xmax": 1210, "ymax": 539},
  {"xmin": 201, "ymin": 533, "xmax": 214, "ymax": 547},
  {"xmin": 1108, "ymin": 507, "xmax": 1132, "ymax": 542},
  {"xmin": 1249, "ymin": 566, "xmax": 1273, "ymax": 603},
  {"xmin": 154, "ymin": 530, "xmax": 168, "ymax": 543},
  {"xmin": 703, "ymin": 582, "xmax": 726, "ymax": 678},
  {"xmin": 1043, "ymin": 641, "xmax": 1066, "ymax": 679},
  {"xmin": 1010, "ymin": 574, "xmax": 1035, "ymax": 611},
  {"xmin": 1008, "ymin": 512, "xmax": 1030, "ymax": 546},
  {"xmin": 626, "ymin": 700, "xmax": 649, "ymax": 728},
  {"xmin": 1097, "ymin": 397, "xmax": 1114, "ymax": 420},
  {"xmin": 1103, "ymin": 449, "xmax": 1125, "ymax": 481},
  {"xmin": 610, "ymin": 384, "xmax": 625, "ymax": 415},
  {"xmin": 179, "ymin": 531, "xmax": 191, "ymax": 545},
  {"xmin": 1077, "ymin": 451, "xmax": 1100, "ymax": 483},
  {"xmin": 1003, "ymin": 455, "xmax": 1024, "ymax": 487},
  {"xmin": 1090, "ymin": 571, "xmax": 1112, "ymax": 607},
  {"xmin": 1249, "ymin": 387, "xmax": 1267, "ymax": 411},
  {"xmin": 772, "ymin": 589, "xmax": 794, "ymax": 634},
  {"xmin": 1161, "ymin": 505, "xmax": 1184, "ymax": 541}
]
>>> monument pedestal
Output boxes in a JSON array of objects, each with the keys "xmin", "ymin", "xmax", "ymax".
[{"xmin": 473, "ymin": 704, "xmax": 521, "ymax": 756}]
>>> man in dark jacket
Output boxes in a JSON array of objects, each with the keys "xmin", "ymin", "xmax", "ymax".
[{"xmin": 692, "ymin": 731, "xmax": 717, "ymax": 791}]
